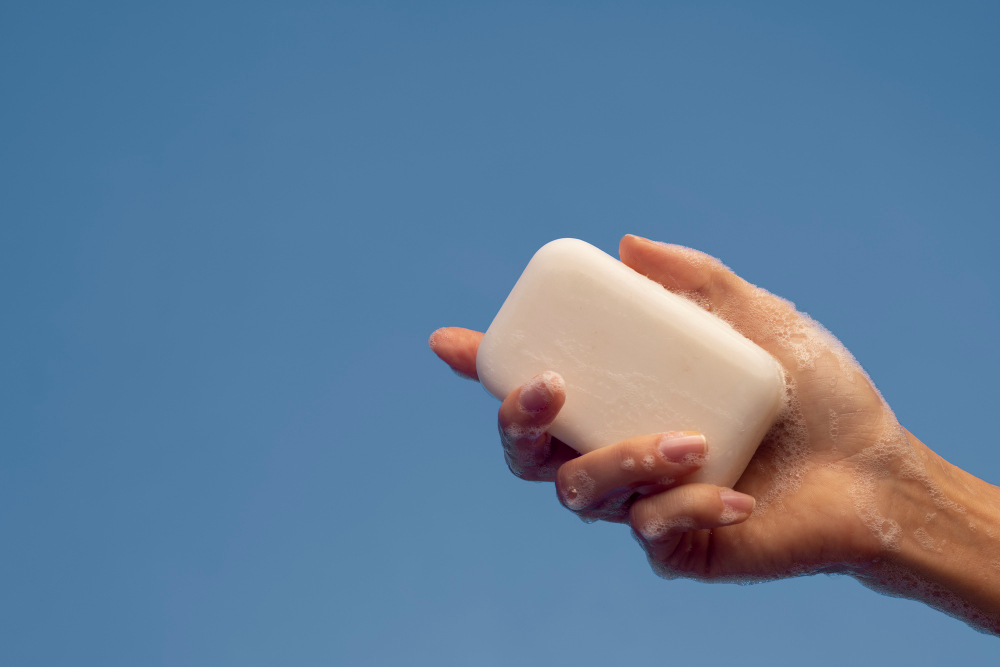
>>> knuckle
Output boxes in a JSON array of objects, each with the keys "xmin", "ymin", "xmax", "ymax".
[
  {"xmin": 607, "ymin": 438, "xmax": 657, "ymax": 478},
  {"xmin": 503, "ymin": 450, "xmax": 528, "ymax": 479},
  {"xmin": 629, "ymin": 490, "xmax": 704, "ymax": 544},
  {"xmin": 497, "ymin": 415, "xmax": 515, "ymax": 448},
  {"xmin": 503, "ymin": 431, "xmax": 555, "ymax": 482},
  {"xmin": 680, "ymin": 485, "xmax": 726, "ymax": 523}
]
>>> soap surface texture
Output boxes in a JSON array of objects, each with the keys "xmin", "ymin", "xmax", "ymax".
[{"xmin": 476, "ymin": 238, "xmax": 785, "ymax": 489}]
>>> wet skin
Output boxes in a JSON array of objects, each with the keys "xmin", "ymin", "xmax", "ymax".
[{"xmin": 430, "ymin": 234, "xmax": 1000, "ymax": 634}]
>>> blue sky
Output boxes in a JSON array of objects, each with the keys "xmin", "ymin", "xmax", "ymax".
[{"xmin": 2, "ymin": 2, "xmax": 999, "ymax": 664}]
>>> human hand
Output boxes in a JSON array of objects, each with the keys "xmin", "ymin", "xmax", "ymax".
[
  {"xmin": 431, "ymin": 234, "xmax": 891, "ymax": 572},
  {"xmin": 430, "ymin": 234, "xmax": 1000, "ymax": 632},
  {"xmin": 426, "ymin": 333, "xmax": 729, "ymax": 523}
]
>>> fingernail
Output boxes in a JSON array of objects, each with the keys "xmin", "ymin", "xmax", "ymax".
[
  {"xmin": 719, "ymin": 489, "xmax": 755, "ymax": 518},
  {"xmin": 656, "ymin": 432, "xmax": 707, "ymax": 463},
  {"xmin": 519, "ymin": 371, "xmax": 564, "ymax": 412}
]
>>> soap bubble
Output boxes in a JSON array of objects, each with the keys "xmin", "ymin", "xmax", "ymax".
[
  {"xmin": 719, "ymin": 504, "xmax": 749, "ymax": 526},
  {"xmin": 679, "ymin": 452, "xmax": 707, "ymax": 467},
  {"xmin": 641, "ymin": 243, "xmax": 990, "ymax": 630},
  {"xmin": 640, "ymin": 516, "xmax": 696, "ymax": 542},
  {"xmin": 571, "ymin": 488, "xmax": 635, "ymax": 524},
  {"xmin": 912, "ymin": 527, "xmax": 942, "ymax": 553},
  {"xmin": 517, "ymin": 371, "xmax": 565, "ymax": 415},
  {"xmin": 563, "ymin": 469, "xmax": 597, "ymax": 511},
  {"xmin": 854, "ymin": 562, "xmax": 1000, "ymax": 635}
]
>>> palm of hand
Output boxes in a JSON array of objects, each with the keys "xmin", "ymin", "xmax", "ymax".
[
  {"xmin": 634, "ymin": 238, "xmax": 903, "ymax": 580},
  {"xmin": 698, "ymin": 347, "xmax": 891, "ymax": 581}
]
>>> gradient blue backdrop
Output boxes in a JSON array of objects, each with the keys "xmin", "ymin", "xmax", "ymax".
[{"xmin": 2, "ymin": 2, "xmax": 998, "ymax": 664}]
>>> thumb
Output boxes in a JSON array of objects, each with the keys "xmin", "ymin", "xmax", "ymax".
[
  {"xmin": 428, "ymin": 327, "xmax": 484, "ymax": 381},
  {"xmin": 618, "ymin": 234, "xmax": 800, "ymax": 356}
]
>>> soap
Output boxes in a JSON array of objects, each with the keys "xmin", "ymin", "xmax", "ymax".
[{"xmin": 476, "ymin": 238, "xmax": 785, "ymax": 489}]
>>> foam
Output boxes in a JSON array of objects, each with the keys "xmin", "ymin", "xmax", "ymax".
[
  {"xmin": 678, "ymin": 452, "xmax": 707, "ymax": 467},
  {"xmin": 672, "ymin": 251, "xmax": 964, "ymax": 548},
  {"xmin": 428, "ymin": 328, "xmax": 446, "ymax": 350},
  {"xmin": 562, "ymin": 469, "xmax": 597, "ymax": 511},
  {"xmin": 573, "ymin": 489, "xmax": 635, "ymax": 524},
  {"xmin": 499, "ymin": 420, "xmax": 549, "ymax": 479},
  {"xmin": 517, "ymin": 371, "xmax": 565, "ymax": 415},
  {"xmin": 639, "ymin": 244, "xmax": 988, "ymax": 630},
  {"xmin": 855, "ymin": 562, "xmax": 1000, "ymax": 636},
  {"xmin": 621, "ymin": 457, "xmax": 636, "ymax": 471},
  {"xmin": 640, "ymin": 516, "xmax": 696, "ymax": 542},
  {"xmin": 641, "ymin": 454, "xmax": 656, "ymax": 471},
  {"xmin": 499, "ymin": 421, "xmax": 546, "ymax": 444},
  {"xmin": 913, "ymin": 527, "xmax": 942, "ymax": 553},
  {"xmin": 719, "ymin": 504, "xmax": 749, "ymax": 526}
]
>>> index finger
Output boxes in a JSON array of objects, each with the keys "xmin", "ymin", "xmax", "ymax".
[{"xmin": 429, "ymin": 327, "xmax": 484, "ymax": 380}]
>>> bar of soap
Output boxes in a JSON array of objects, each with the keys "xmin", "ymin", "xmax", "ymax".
[{"xmin": 476, "ymin": 238, "xmax": 785, "ymax": 489}]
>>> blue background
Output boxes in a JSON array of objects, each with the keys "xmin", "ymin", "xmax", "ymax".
[{"xmin": 3, "ymin": 2, "xmax": 998, "ymax": 664}]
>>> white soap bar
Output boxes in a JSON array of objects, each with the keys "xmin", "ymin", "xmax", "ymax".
[{"xmin": 476, "ymin": 238, "xmax": 785, "ymax": 489}]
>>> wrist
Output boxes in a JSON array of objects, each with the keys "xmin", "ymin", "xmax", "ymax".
[{"xmin": 853, "ymin": 429, "xmax": 1000, "ymax": 634}]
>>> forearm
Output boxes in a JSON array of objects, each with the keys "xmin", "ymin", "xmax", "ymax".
[{"xmin": 855, "ymin": 430, "xmax": 1000, "ymax": 634}]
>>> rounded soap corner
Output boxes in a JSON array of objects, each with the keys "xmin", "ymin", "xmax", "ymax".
[{"xmin": 531, "ymin": 237, "xmax": 594, "ymax": 262}]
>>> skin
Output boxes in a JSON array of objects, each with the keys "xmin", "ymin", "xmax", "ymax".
[{"xmin": 429, "ymin": 234, "xmax": 1000, "ymax": 634}]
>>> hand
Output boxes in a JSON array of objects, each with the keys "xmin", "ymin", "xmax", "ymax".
[
  {"xmin": 430, "ymin": 234, "xmax": 1000, "ymax": 633},
  {"xmin": 427, "ymin": 333, "xmax": 727, "ymax": 524}
]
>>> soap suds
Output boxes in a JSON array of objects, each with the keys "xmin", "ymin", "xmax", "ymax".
[
  {"xmin": 499, "ymin": 420, "xmax": 549, "ymax": 479},
  {"xmin": 678, "ymin": 452, "xmax": 707, "ymax": 467},
  {"xmin": 719, "ymin": 504, "xmax": 749, "ymax": 526},
  {"xmin": 562, "ymin": 469, "xmax": 597, "ymax": 511},
  {"xmin": 641, "ymin": 454, "xmax": 656, "ymax": 471},
  {"xmin": 640, "ymin": 516, "xmax": 696, "ymax": 542},
  {"xmin": 427, "ymin": 329, "xmax": 445, "ymax": 350},
  {"xmin": 499, "ymin": 421, "xmax": 546, "ymax": 445},
  {"xmin": 621, "ymin": 457, "xmax": 635, "ymax": 471},
  {"xmin": 517, "ymin": 371, "xmax": 565, "ymax": 415},
  {"xmin": 913, "ymin": 527, "xmax": 942, "ymax": 552},
  {"xmin": 638, "ymin": 244, "xmax": 984, "ymax": 630},
  {"xmin": 855, "ymin": 562, "xmax": 1000, "ymax": 636},
  {"xmin": 678, "ymin": 257, "xmax": 964, "ymax": 550},
  {"xmin": 573, "ymin": 489, "xmax": 635, "ymax": 524}
]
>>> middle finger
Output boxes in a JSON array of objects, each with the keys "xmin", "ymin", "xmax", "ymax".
[{"xmin": 555, "ymin": 431, "xmax": 707, "ymax": 512}]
